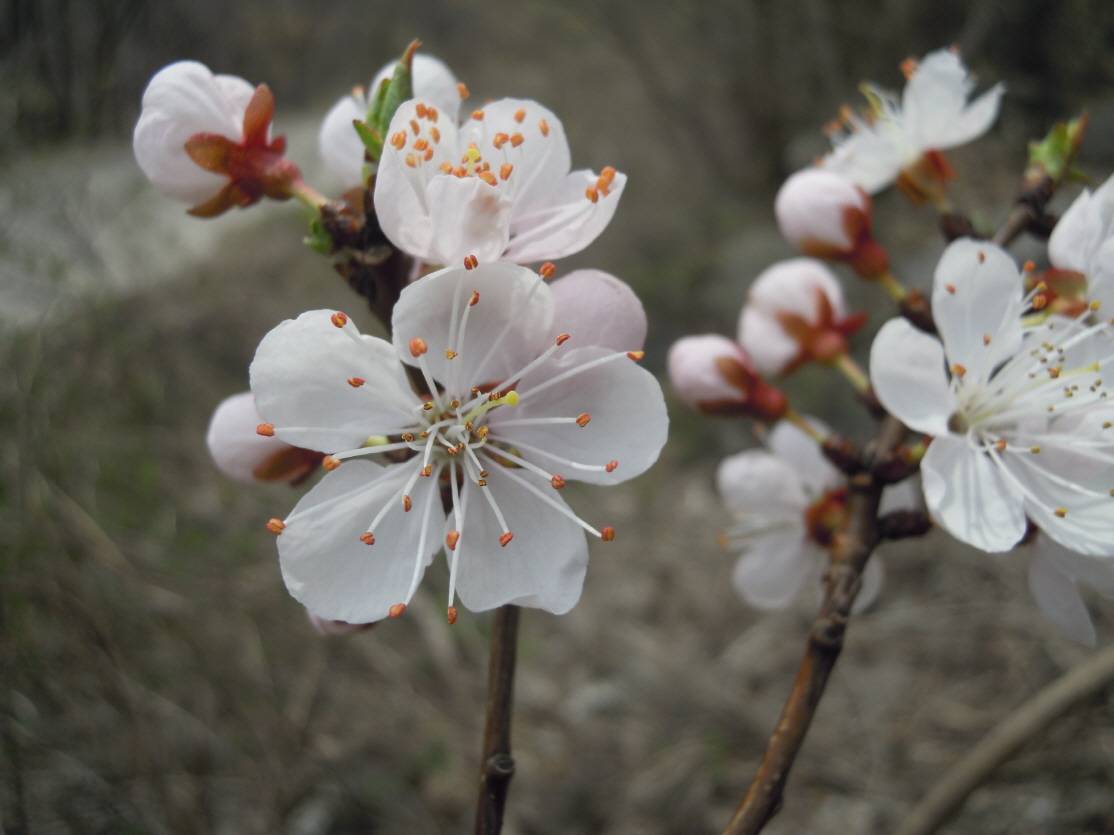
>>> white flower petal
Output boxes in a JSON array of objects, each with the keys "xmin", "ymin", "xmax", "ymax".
[
  {"xmin": 250, "ymin": 309, "xmax": 419, "ymax": 452},
  {"xmin": 869, "ymin": 318, "xmax": 954, "ymax": 435},
  {"xmin": 503, "ymin": 169, "xmax": 627, "ymax": 263},
  {"xmin": 425, "ymin": 174, "xmax": 514, "ymax": 264},
  {"xmin": 133, "ymin": 61, "xmax": 248, "ymax": 204},
  {"xmin": 391, "ymin": 262, "xmax": 554, "ymax": 391},
  {"xmin": 1028, "ymin": 545, "xmax": 1096, "ymax": 646},
  {"xmin": 733, "ymin": 535, "xmax": 816, "ymax": 610},
  {"xmin": 370, "ymin": 53, "xmax": 462, "ymax": 124},
  {"xmin": 775, "ymin": 168, "xmax": 867, "ymax": 252},
  {"xmin": 549, "ymin": 269, "xmax": 647, "ymax": 352},
  {"xmin": 318, "ymin": 93, "xmax": 366, "ymax": 189},
  {"xmin": 931, "ymin": 239, "xmax": 1024, "ymax": 379},
  {"xmin": 491, "ymin": 345, "xmax": 668, "ymax": 486},
  {"xmin": 767, "ymin": 418, "xmax": 842, "ymax": 496},
  {"xmin": 737, "ymin": 307, "xmax": 800, "ymax": 377},
  {"xmin": 903, "ymin": 50, "xmax": 1003, "ymax": 150},
  {"xmin": 1048, "ymin": 188, "xmax": 1100, "ymax": 274},
  {"xmin": 921, "ymin": 434, "xmax": 1027, "ymax": 553},
  {"xmin": 452, "ymin": 465, "xmax": 588, "ymax": 614},
  {"xmin": 206, "ymin": 391, "xmax": 291, "ymax": 483},
  {"xmin": 716, "ymin": 450, "xmax": 807, "ymax": 517},
  {"xmin": 279, "ymin": 460, "xmax": 445, "ymax": 623},
  {"xmin": 821, "ymin": 126, "xmax": 907, "ymax": 194},
  {"xmin": 1088, "ymin": 238, "xmax": 1114, "ymax": 312},
  {"xmin": 458, "ymin": 98, "xmax": 572, "ymax": 215}
]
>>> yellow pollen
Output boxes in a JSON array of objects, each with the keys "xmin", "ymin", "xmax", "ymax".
[
  {"xmin": 405, "ymin": 153, "xmax": 417, "ymax": 168},
  {"xmin": 445, "ymin": 349, "xmax": 457, "ymax": 359},
  {"xmin": 1030, "ymin": 446, "xmax": 1041, "ymax": 454},
  {"xmin": 1090, "ymin": 300, "xmax": 1102, "ymax": 311},
  {"xmin": 423, "ymin": 401, "xmax": 434, "ymax": 411}
]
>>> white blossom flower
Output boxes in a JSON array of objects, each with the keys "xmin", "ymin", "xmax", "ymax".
[
  {"xmin": 133, "ymin": 61, "xmax": 299, "ymax": 216},
  {"xmin": 373, "ymin": 97, "xmax": 625, "ymax": 266},
  {"xmin": 717, "ymin": 419, "xmax": 885, "ymax": 611},
  {"xmin": 1027, "ymin": 536, "xmax": 1114, "ymax": 646},
  {"xmin": 1046, "ymin": 173, "xmax": 1114, "ymax": 313},
  {"xmin": 206, "ymin": 391, "xmax": 322, "ymax": 484},
  {"xmin": 737, "ymin": 258, "xmax": 865, "ymax": 376},
  {"xmin": 667, "ymin": 334, "xmax": 787, "ymax": 419},
  {"xmin": 870, "ymin": 239, "xmax": 1114, "ymax": 556},
  {"xmin": 249, "ymin": 262, "xmax": 666, "ymax": 624},
  {"xmin": 775, "ymin": 169, "xmax": 889, "ymax": 277},
  {"xmin": 318, "ymin": 54, "xmax": 463, "ymax": 190},
  {"xmin": 821, "ymin": 49, "xmax": 1004, "ymax": 198}
]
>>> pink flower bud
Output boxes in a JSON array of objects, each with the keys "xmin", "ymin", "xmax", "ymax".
[
  {"xmin": 775, "ymin": 169, "xmax": 888, "ymax": 278},
  {"xmin": 667, "ymin": 334, "xmax": 787, "ymax": 419},
  {"xmin": 134, "ymin": 61, "xmax": 301, "ymax": 217},
  {"xmin": 549, "ymin": 269, "xmax": 647, "ymax": 352},
  {"xmin": 738, "ymin": 258, "xmax": 866, "ymax": 376},
  {"xmin": 206, "ymin": 392, "xmax": 321, "ymax": 484}
]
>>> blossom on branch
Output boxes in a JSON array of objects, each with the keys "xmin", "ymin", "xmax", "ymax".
[
  {"xmin": 870, "ymin": 239, "xmax": 1114, "ymax": 556},
  {"xmin": 374, "ymin": 97, "xmax": 625, "ymax": 266},
  {"xmin": 821, "ymin": 48, "xmax": 1004, "ymax": 202},
  {"xmin": 1046, "ymin": 173, "xmax": 1114, "ymax": 314},
  {"xmin": 206, "ymin": 392, "xmax": 322, "ymax": 485},
  {"xmin": 250, "ymin": 262, "xmax": 666, "ymax": 624},
  {"xmin": 133, "ymin": 61, "xmax": 301, "ymax": 216},
  {"xmin": 1027, "ymin": 536, "xmax": 1114, "ymax": 646},
  {"xmin": 667, "ymin": 335, "xmax": 787, "ymax": 420},
  {"xmin": 737, "ymin": 258, "xmax": 866, "ymax": 376},
  {"xmin": 319, "ymin": 53, "xmax": 463, "ymax": 190},
  {"xmin": 717, "ymin": 419, "xmax": 885, "ymax": 611}
]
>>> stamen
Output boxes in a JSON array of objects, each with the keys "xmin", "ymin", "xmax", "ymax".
[
  {"xmin": 330, "ymin": 311, "xmax": 348, "ymax": 328},
  {"xmin": 539, "ymin": 262, "xmax": 556, "ymax": 280},
  {"xmin": 446, "ymin": 530, "xmax": 460, "ymax": 550},
  {"xmin": 256, "ymin": 423, "xmax": 275, "ymax": 436},
  {"xmin": 551, "ymin": 475, "xmax": 566, "ymax": 489},
  {"xmin": 347, "ymin": 377, "xmax": 365, "ymax": 387},
  {"xmin": 514, "ymin": 108, "xmax": 526, "ymax": 123},
  {"xmin": 576, "ymin": 412, "xmax": 591, "ymax": 427},
  {"xmin": 409, "ymin": 337, "xmax": 428, "ymax": 357},
  {"xmin": 360, "ymin": 532, "xmax": 375, "ymax": 545},
  {"xmin": 322, "ymin": 455, "xmax": 342, "ymax": 471},
  {"xmin": 266, "ymin": 518, "xmax": 285, "ymax": 534},
  {"xmin": 388, "ymin": 603, "xmax": 407, "ymax": 618},
  {"xmin": 457, "ymin": 82, "xmax": 470, "ymax": 99},
  {"xmin": 601, "ymin": 526, "xmax": 616, "ymax": 542},
  {"xmin": 497, "ymin": 464, "xmax": 603, "ymax": 537}
]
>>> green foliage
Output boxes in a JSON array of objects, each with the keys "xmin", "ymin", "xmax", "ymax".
[{"xmin": 1027, "ymin": 114, "xmax": 1088, "ymax": 185}]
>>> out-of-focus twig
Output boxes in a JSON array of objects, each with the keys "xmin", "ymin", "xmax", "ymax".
[
  {"xmin": 473, "ymin": 605, "xmax": 520, "ymax": 835},
  {"xmin": 894, "ymin": 643, "xmax": 1114, "ymax": 835}
]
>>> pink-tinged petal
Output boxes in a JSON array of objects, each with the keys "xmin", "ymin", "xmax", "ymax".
[
  {"xmin": 318, "ymin": 93, "xmax": 366, "ymax": 189},
  {"xmin": 733, "ymin": 535, "xmax": 816, "ymax": 610},
  {"xmin": 737, "ymin": 307, "xmax": 799, "ymax": 376},
  {"xmin": 1028, "ymin": 545, "xmax": 1096, "ymax": 646},
  {"xmin": 920, "ymin": 435, "xmax": 1027, "ymax": 553},
  {"xmin": 931, "ymin": 239, "xmax": 1024, "ymax": 379},
  {"xmin": 373, "ymin": 98, "xmax": 461, "ymax": 261},
  {"xmin": 206, "ymin": 391, "xmax": 293, "ymax": 483},
  {"xmin": 667, "ymin": 334, "xmax": 754, "ymax": 409},
  {"xmin": 459, "ymin": 98, "xmax": 571, "ymax": 214},
  {"xmin": 279, "ymin": 461, "xmax": 444, "ymax": 624},
  {"xmin": 775, "ymin": 169, "xmax": 868, "ymax": 253},
  {"xmin": 716, "ymin": 450, "xmax": 807, "ymax": 517},
  {"xmin": 370, "ymin": 53, "xmax": 462, "ymax": 124},
  {"xmin": 133, "ymin": 61, "xmax": 250, "ymax": 204},
  {"xmin": 391, "ymin": 262, "xmax": 554, "ymax": 392},
  {"xmin": 767, "ymin": 418, "xmax": 842, "ymax": 496},
  {"xmin": 549, "ymin": 269, "xmax": 647, "ymax": 352},
  {"xmin": 869, "ymin": 318, "xmax": 954, "ymax": 435},
  {"xmin": 491, "ymin": 345, "xmax": 668, "ymax": 486},
  {"xmin": 747, "ymin": 258, "xmax": 847, "ymax": 322},
  {"xmin": 250, "ymin": 310, "xmax": 419, "ymax": 452},
  {"xmin": 503, "ymin": 168, "xmax": 627, "ymax": 263},
  {"xmin": 452, "ymin": 465, "xmax": 588, "ymax": 614}
]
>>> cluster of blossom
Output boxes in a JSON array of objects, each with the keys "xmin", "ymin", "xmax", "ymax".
[
  {"xmin": 134, "ymin": 48, "xmax": 667, "ymax": 628},
  {"xmin": 668, "ymin": 48, "xmax": 1114, "ymax": 645}
]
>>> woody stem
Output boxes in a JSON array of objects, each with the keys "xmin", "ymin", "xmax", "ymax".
[{"xmin": 473, "ymin": 604, "xmax": 520, "ymax": 835}]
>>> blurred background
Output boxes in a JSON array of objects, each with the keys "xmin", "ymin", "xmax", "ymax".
[{"xmin": 3, "ymin": 1, "xmax": 1114, "ymax": 832}]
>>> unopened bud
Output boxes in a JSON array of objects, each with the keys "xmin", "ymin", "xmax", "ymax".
[{"xmin": 667, "ymin": 334, "xmax": 788, "ymax": 420}]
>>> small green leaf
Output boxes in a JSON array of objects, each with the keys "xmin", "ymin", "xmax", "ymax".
[
  {"xmin": 304, "ymin": 216, "xmax": 333, "ymax": 255},
  {"xmin": 353, "ymin": 119, "xmax": 383, "ymax": 160},
  {"xmin": 1027, "ymin": 114, "xmax": 1088, "ymax": 184},
  {"xmin": 372, "ymin": 39, "xmax": 420, "ymax": 138}
]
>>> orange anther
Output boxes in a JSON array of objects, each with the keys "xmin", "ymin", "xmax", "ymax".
[
  {"xmin": 510, "ymin": 133, "xmax": 524, "ymax": 147},
  {"xmin": 601, "ymin": 526, "xmax": 616, "ymax": 542},
  {"xmin": 266, "ymin": 518, "xmax": 286, "ymax": 534},
  {"xmin": 323, "ymin": 455, "xmax": 341, "ymax": 471},
  {"xmin": 446, "ymin": 530, "xmax": 460, "ymax": 551},
  {"xmin": 439, "ymin": 161, "xmax": 453, "ymax": 174},
  {"xmin": 627, "ymin": 350, "xmax": 645, "ymax": 361},
  {"xmin": 447, "ymin": 606, "xmax": 459, "ymax": 624},
  {"xmin": 539, "ymin": 262, "xmax": 556, "ymax": 279},
  {"xmin": 469, "ymin": 290, "xmax": 481, "ymax": 306},
  {"xmin": 951, "ymin": 363, "xmax": 967, "ymax": 379},
  {"xmin": 977, "ymin": 251, "xmax": 986, "ymax": 263},
  {"xmin": 404, "ymin": 153, "xmax": 418, "ymax": 168},
  {"xmin": 1048, "ymin": 366, "xmax": 1062, "ymax": 378},
  {"xmin": 493, "ymin": 132, "xmax": 510, "ymax": 148},
  {"xmin": 409, "ymin": 119, "xmax": 420, "ymax": 135},
  {"xmin": 982, "ymin": 334, "xmax": 991, "ymax": 347},
  {"xmin": 1033, "ymin": 294, "xmax": 1049, "ymax": 310},
  {"xmin": 423, "ymin": 147, "xmax": 434, "ymax": 162},
  {"xmin": 427, "ymin": 106, "xmax": 439, "ymax": 122},
  {"xmin": 445, "ymin": 349, "xmax": 458, "ymax": 360},
  {"xmin": 500, "ymin": 163, "xmax": 513, "ymax": 180},
  {"xmin": 576, "ymin": 412, "xmax": 591, "ymax": 427},
  {"xmin": 453, "ymin": 166, "xmax": 467, "ymax": 177},
  {"xmin": 472, "ymin": 109, "xmax": 485, "ymax": 121},
  {"xmin": 401, "ymin": 432, "xmax": 416, "ymax": 443},
  {"xmin": 420, "ymin": 465, "xmax": 433, "ymax": 477},
  {"xmin": 1054, "ymin": 507, "xmax": 1068, "ymax": 518},
  {"xmin": 555, "ymin": 332, "xmax": 571, "ymax": 346},
  {"xmin": 1023, "ymin": 260, "xmax": 1036, "ymax": 273},
  {"xmin": 995, "ymin": 439, "xmax": 1007, "ymax": 451},
  {"xmin": 551, "ymin": 474, "xmax": 566, "ymax": 489},
  {"xmin": 430, "ymin": 126, "xmax": 441, "ymax": 142},
  {"xmin": 499, "ymin": 531, "xmax": 514, "ymax": 547},
  {"xmin": 409, "ymin": 337, "xmax": 428, "ymax": 357},
  {"xmin": 402, "ymin": 495, "xmax": 413, "ymax": 512},
  {"xmin": 538, "ymin": 118, "xmax": 550, "ymax": 136},
  {"xmin": 256, "ymin": 422, "xmax": 275, "ymax": 437},
  {"xmin": 415, "ymin": 103, "xmax": 428, "ymax": 118},
  {"xmin": 598, "ymin": 165, "xmax": 616, "ymax": 187},
  {"xmin": 457, "ymin": 82, "xmax": 470, "ymax": 99},
  {"xmin": 585, "ymin": 186, "xmax": 599, "ymax": 203},
  {"xmin": 605, "ymin": 460, "xmax": 619, "ymax": 473},
  {"xmin": 514, "ymin": 108, "xmax": 526, "ymax": 123},
  {"xmin": 464, "ymin": 254, "xmax": 479, "ymax": 270},
  {"xmin": 388, "ymin": 603, "xmax": 407, "ymax": 618},
  {"xmin": 360, "ymin": 532, "xmax": 375, "ymax": 545},
  {"xmin": 900, "ymin": 57, "xmax": 919, "ymax": 80},
  {"xmin": 944, "ymin": 283, "xmax": 956, "ymax": 295},
  {"xmin": 347, "ymin": 377, "xmax": 365, "ymax": 387},
  {"xmin": 330, "ymin": 311, "xmax": 348, "ymax": 328},
  {"xmin": 479, "ymin": 171, "xmax": 498, "ymax": 186},
  {"xmin": 390, "ymin": 131, "xmax": 407, "ymax": 150}
]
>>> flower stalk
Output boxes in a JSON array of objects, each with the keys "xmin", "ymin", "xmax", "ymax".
[{"xmin": 473, "ymin": 604, "xmax": 520, "ymax": 835}]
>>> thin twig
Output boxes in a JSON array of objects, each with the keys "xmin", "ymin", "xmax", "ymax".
[
  {"xmin": 721, "ymin": 417, "xmax": 907, "ymax": 835},
  {"xmin": 894, "ymin": 643, "xmax": 1114, "ymax": 835},
  {"xmin": 473, "ymin": 604, "xmax": 520, "ymax": 835}
]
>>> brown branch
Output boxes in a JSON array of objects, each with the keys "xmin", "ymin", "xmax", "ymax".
[
  {"xmin": 473, "ymin": 604, "xmax": 520, "ymax": 835},
  {"xmin": 721, "ymin": 416, "xmax": 907, "ymax": 835},
  {"xmin": 894, "ymin": 643, "xmax": 1114, "ymax": 835}
]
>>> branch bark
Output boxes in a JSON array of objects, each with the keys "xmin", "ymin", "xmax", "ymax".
[
  {"xmin": 894, "ymin": 643, "xmax": 1114, "ymax": 835},
  {"xmin": 721, "ymin": 416, "xmax": 907, "ymax": 835},
  {"xmin": 473, "ymin": 604, "xmax": 520, "ymax": 835}
]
